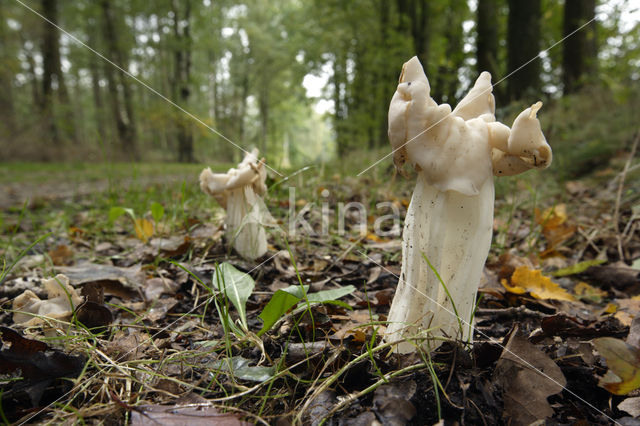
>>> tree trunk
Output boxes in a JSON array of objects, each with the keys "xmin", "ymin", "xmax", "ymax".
[
  {"xmin": 434, "ymin": 0, "xmax": 465, "ymax": 103},
  {"xmin": 562, "ymin": 0, "xmax": 597, "ymax": 94},
  {"xmin": 171, "ymin": 0, "xmax": 194, "ymax": 162},
  {"xmin": 88, "ymin": 23, "xmax": 107, "ymax": 145},
  {"xmin": 507, "ymin": 0, "xmax": 541, "ymax": 101},
  {"xmin": 100, "ymin": 0, "xmax": 138, "ymax": 160},
  {"xmin": 40, "ymin": 0, "xmax": 60, "ymax": 146},
  {"xmin": 476, "ymin": 0, "xmax": 499, "ymax": 77},
  {"xmin": 0, "ymin": 1, "xmax": 16, "ymax": 136}
]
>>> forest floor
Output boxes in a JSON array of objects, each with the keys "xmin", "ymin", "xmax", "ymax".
[{"xmin": 1, "ymin": 146, "xmax": 640, "ymax": 425}]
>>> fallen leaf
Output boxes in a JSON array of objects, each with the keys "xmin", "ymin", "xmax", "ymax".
[
  {"xmin": 493, "ymin": 327, "xmax": 567, "ymax": 426},
  {"xmin": 593, "ymin": 337, "xmax": 640, "ymax": 395},
  {"xmin": 618, "ymin": 397, "xmax": 640, "ymax": 417},
  {"xmin": 501, "ymin": 266, "xmax": 575, "ymax": 301},
  {"xmin": 57, "ymin": 263, "xmax": 143, "ymax": 298},
  {"xmin": 48, "ymin": 244, "xmax": 74, "ymax": 266},
  {"xmin": 574, "ymin": 281, "xmax": 608, "ymax": 303},
  {"xmin": 373, "ymin": 380, "xmax": 417, "ymax": 425},
  {"xmin": 209, "ymin": 356, "xmax": 275, "ymax": 382},
  {"xmin": 0, "ymin": 327, "xmax": 85, "ymax": 407},
  {"xmin": 134, "ymin": 218, "xmax": 154, "ymax": 242},
  {"xmin": 551, "ymin": 259, "xmax": 607, "ymax": 277},
  {"xmin": 130, "ymin": 404, "xmax": 250, "ymax": 426},
  {"xmin": 535, "ymin": 204, "xmax": 577, "ymax": 252}
]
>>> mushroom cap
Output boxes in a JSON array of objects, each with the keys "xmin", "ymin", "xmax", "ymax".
[
  {"xmin": 452, "ymin": 71, "xmax": 495, "ymax": 121},
  {"xmin": 199, "ymin": 149, "xmax": 267, "ymax": 208},
  {"xmin": 389, "ymin": 57, "xmax": 493, "ymax": 196},
  {"xmin": 388, "ymin": 57, "xmax": 552, "ymax": 190}
]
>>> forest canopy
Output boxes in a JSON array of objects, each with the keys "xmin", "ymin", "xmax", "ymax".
[{"xmin": 0, "ymin": 0, "xmax": 638, "ymax": 170}]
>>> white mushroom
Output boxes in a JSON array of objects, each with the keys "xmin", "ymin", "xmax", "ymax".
[
  {"xmin": 200, "ymin": 149, "xmax": 272, "ymax": 260},
  {"xmin": 385, "ymin": 57, "xmax": 552, "ymax": 352},
  {"xmin": 12, "ymin": 274, "xmax": 83, "ymax": 326}
]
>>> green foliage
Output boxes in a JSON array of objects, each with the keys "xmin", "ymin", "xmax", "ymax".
[
  {"xmin": 212, "ymin": 262, "xmax": 256, "ymax": 332},
  {"xmin": 257, "ymin": 284, "xmax": 356, "ymax": 336}
]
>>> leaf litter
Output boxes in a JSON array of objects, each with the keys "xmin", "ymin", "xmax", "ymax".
[{"xmin": 1, "ymin": 155, "xmax": 640, "ymax": 424}]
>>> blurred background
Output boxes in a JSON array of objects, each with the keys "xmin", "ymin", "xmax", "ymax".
[{"xmin": 0, "ymin": 0, "xmax": 637, "ymax": 179}]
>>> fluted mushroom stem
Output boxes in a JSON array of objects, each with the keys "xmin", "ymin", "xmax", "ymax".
[{"xmin": 385, "ymin": 175, "xmax": 494, "ymax": 353}]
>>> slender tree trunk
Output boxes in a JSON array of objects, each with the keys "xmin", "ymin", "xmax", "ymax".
[
  {"xmin": 409, "ymin": 0, "xmax": 430, "ymax": 70},
  {"xmin": 100, "ymin": 0, "xmax": 138, "ymax": 160},
  {"xmin": 88, "ymin": 25, "xmax": 107, "ymax": 145},
  {"xmin": 476, "ymin": 0, "xmax": 499, "ymax": 76},
  {"xmin": 258, "ymin": 86, "xmax": 269, "ymax": 156},
  {"xmin": 171, "ymin": 0, "xmax": 194, "ymax": 162},
  {"xmin": 333, "ymin": 51, "xmax": 348, "ymax": 156},
  {"xmin": 41, "ymin": 0, "xmax": 60, "ymax": 147},
  {"xmin": 0, "ymin": 1, "xmax": 16, "ymax": 136},
  {"xmin": 434, "ymin": 0, "xmax": 465, "ymax": 103},
  {"xmin": 507, "ymin": 0, "xmax": 541, "ymax": 101},
  {"xmin": 562, "ymin": 0, "xmax": 597, "ymax": 94}
]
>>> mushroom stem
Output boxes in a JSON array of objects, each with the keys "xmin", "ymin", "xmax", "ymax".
[{"xmin": 386, "ymin": 176, "xmax": 493, "ymax": 352}]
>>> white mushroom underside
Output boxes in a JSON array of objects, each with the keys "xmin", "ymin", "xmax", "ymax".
[
  {"xmin": 225, "ymin": 186, "xmax": 268, "ymax": 261},
  {"xmin": 385, "ymin": 175, "xmax": 494, "ymax": 353}
]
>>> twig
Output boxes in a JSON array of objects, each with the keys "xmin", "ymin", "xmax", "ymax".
[{"xmin": 613, "ymin": 131, "xmax": 640, "ymax": 261}]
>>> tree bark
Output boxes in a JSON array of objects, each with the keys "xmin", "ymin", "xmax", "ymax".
[
  {"xmin": 100, "ymin": 0, "xmax": 138, "ymax": 160},
  {"xmin": 40, "ymin": 0, "xmax": 60, "ymax": 146},
  {"xmin": 476, "ymin": 0, "xmax": 499, "ymax": 77},
  {"xmin": 88, "ymin": 22, "xmax": 107, "ymax": 145},
  {"xmin": 171, "ymin": 0, "xmax": 194, "ymax": 162},
  {"xmin": 507, "ymin": 0, "xmax": 541, "ymax": 101},
  {"xmin": 562, "ymin": 0, "xmax": 597, "ymax": 94},
  {"xmin": 0, "ymin": 0, "xmax": 16, "ymax": 136}
]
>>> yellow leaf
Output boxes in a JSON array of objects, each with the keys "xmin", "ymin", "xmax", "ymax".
[
  {"xmin": 501, "ymin": 266, "xmax": 575, "ymax": 301},
  {"xmin": 535, "ymin": 204, "xmax": 577, "ymax": 251},
  {"xmin": 603, "ymin": 303, "xmax": 618, "ymax": 314},
  {"xmin": 134, "ymin": 218, "xmax": 154, "ymax": 242},
  {"xmin": 574, "ymin": 281, "xmax": 607, "ymax": 303},
  {"xmin": 593, "ymin": 337, "xmax": 640, "ymax": 395}
]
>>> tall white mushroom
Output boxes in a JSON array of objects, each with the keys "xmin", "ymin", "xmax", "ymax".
[
  {"xmin": 200, "ymin": 149, "xmax": 272, "ymax": 260},
  {"xmin": 385, "ymin": 57, "xmax": 552, "ymax": 352}
]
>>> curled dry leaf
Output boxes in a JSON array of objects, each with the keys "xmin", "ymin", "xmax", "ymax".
[
  {"xmin": 493, "ymin": 327, "xmax": 567, "ymax": 426},
  {"xmin": 130, "ymin": 404, "xmax": 251, "ymax": 426},
  {"xmin": 0, "ymin": 327, "xmax": 85, "ymax": 408}
]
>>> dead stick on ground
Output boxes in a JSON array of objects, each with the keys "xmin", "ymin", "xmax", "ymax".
[{"xmin": 613, "ymin": 131, "xmax": 639, "ymax": 262}]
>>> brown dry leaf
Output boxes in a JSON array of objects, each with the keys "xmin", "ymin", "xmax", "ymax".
[
  {"xmin": 493, "ymin": 328, "xmax": 567, "ymax": 425},
  {"xmin": 48, "ymin": 245, "xmax": 74, "ymax": 266},
  {"xmin": 130, "ymin": 404, "xmax": 250, "ymax": 426},
  {"xmin": 134, "ymin": 218, "xmax": 154, "ymax": 242},
  {"xmin": 501, "ymin": 266, "xmax": 575, "ymax": 301},
  {"xmin": 612, "ymin": 299, "xmax": 640, "ymax": 326}
]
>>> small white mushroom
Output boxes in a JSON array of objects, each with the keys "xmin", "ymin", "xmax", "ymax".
[
  {"xmin": 200, "ymin": 149, "xmax": 272, "ymax": 260},
  {"xmin": 385, "ymin": 57, "xmax": 552, "ymax": 352}
]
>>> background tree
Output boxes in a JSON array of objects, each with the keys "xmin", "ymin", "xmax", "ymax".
[
  {"xmin": 506, "ymin": 0, "xmax": 541, "ymax": 101},
  {"xmin": 562, "ymin": 0, "xmax": 597, "ymax": 94}
]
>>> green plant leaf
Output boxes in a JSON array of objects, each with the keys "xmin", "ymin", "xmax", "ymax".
[
  {"xmin": 109, "ymin": 206, "xmax": 135, "ymax": 222},
  {"xmin": 257, "ymin": 285, "xmax": 356, "ymax": 336},
  {"xmin": 306, "ymin": 285, "xmax": 356, "ymax": 303},
  {"xmin": 150, "ymin": 202, "xmax": 164, "ymax": 223},
  {"xmin": 257, "ymin": 285, "xmax": 309, "ymax": 336},
  {"xmin": 212, "ymin": 263, "xmax": 255, "ymax": 330},
  {"xmin": 209, "ymin": 356, "xmax": 275, "ymax": 382}
]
